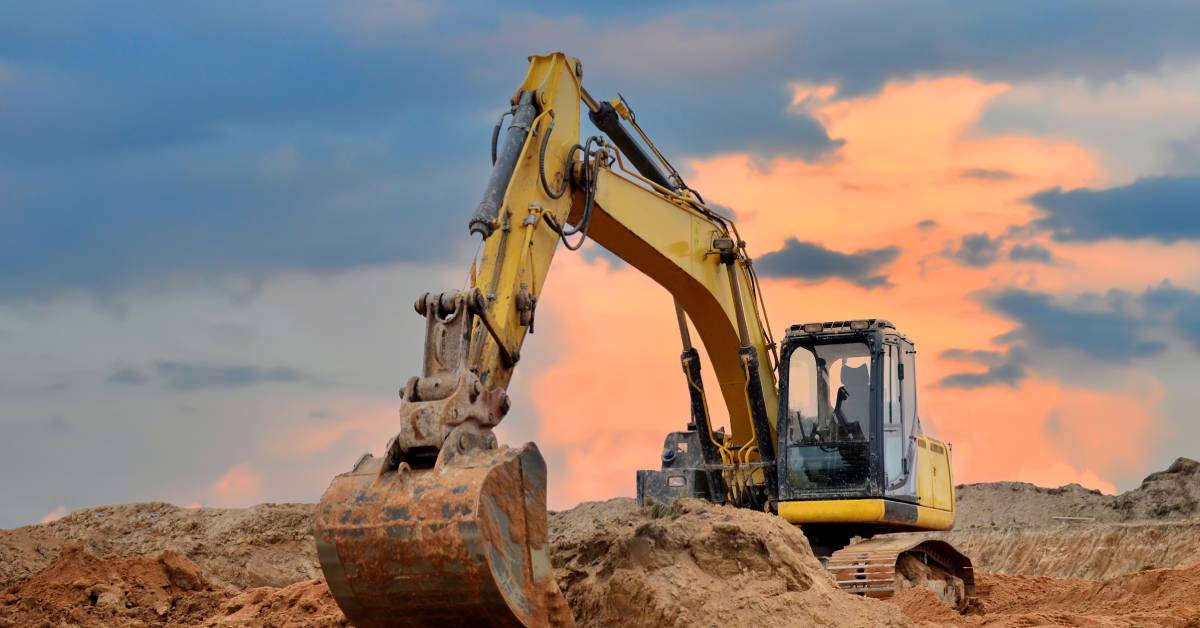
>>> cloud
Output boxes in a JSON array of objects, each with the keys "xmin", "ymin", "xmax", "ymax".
[
  {"xmin": 1029, "ymin": 175, "xmax": 1200, "ymax": 243},
  {"xmin": 950, "ymin": 232, "xmax": 1004, "ymax": 268},
  {"xmin": 1143, "ymin": 282, "xmax": 1200, "ymax": 350},
  {"xmin": 980, "ymin": 284, "xmax": 1200, "ymax": 362},
  {"xmin": 916, "ymin": 219, "xmax": 939, "ymax": 230},
  {"xmin": 106, "ymin": 361, "xmax": 326, "ymax": 390},
  {"xmin": 938, "ymin": 348, "xmax": 1028, "ymax": 389},
  {"xmin": 755, "ymin": 238, "xmax": 899, "ymax": 288},
  {"xmin": 987, "ymin": 288, "xmax": 1166, "ymax": 362},
  {"xmin": 1008, "ymin": 243, "xmax": 1054, "ymax": 264},
  {"xmin": 4, "ymin": 3, "xmax": 1200, "ymax": 302},
  {"xmin": 153, "ymin": 361, "xmax": 323, "ymax": 391},
  {"xmin": 208, "ymin": 464, "xmax": 263, "ymax": 507},
  {"xmin": 957, "ymin": 168, "xmax": 1017, "ymax": 181},
  {"xmin": 1166, "ymin": 130, "xmax": 1200, "ymax": 173},
  {"xmin": 39, "ymin": 506, "xmax": 67, "ymax": 524},
  {"xmin": 107, "ymin": 368, "xmax": 148, "ymax": 385}
]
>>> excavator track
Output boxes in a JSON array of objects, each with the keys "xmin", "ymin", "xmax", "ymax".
[
  {"xmin": 314, "ymin": 441, "xmax": 573, "ymax": 628},
  {"xmin": 826, "ymin": 537, "xmax": 976, "ymax": 610}
]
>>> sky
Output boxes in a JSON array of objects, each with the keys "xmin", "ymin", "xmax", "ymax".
[{"xmin": 2, "ymin": 1, "xmax": 1199, "ymax": 527}]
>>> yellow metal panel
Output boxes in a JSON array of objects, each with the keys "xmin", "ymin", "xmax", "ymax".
[
  {"xmin": 915, "ymin": 438, "xmax": 934, "ymax": 508},
  {"xmin": 913, "ymin": 436, "xmax": 956, "ymax": 516},
  {"xmin": 778, "ymin": 498, "xmax": 954, "ymax": 531},
  {"xmin": 778, "ymin": 499, "xmax": 885, "ymax": 524},
  {"xmin": 915, "ymin": 504, "xmax": 955, "ymax": 531},
  {"xmin": 926, "ymin": 437, "xmax": 954, "ymax": 511}
]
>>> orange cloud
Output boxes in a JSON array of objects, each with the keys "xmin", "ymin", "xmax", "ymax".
[
  {"xmin": 39, "ymin": 506, "xmax": 67, "ymax": 524},
  {"xmin": 523, "ymin": 74, "xmax": 1181, "ymax": 508},
  {"xmin": 209, "ymin": 464, "xmax": 264, "ymax": 507}
]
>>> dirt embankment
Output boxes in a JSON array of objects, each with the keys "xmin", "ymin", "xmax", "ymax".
[
  {"xmin": 925, "ymin": 457, "xmax": 1200, "ymax": 580},
  {"xmin": 0, "ymin": 502, "xmax": 318, "ymax": 591},
  {"xmin": 3, "ymin": 498, "xmax": 908, "ymax": 627},
  {"xmin": 953, "ymin": 457, "xmax": 1200, "ymax": 529}
]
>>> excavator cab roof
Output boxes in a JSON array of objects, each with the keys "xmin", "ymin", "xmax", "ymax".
[{"xmin": 786, "ymin": 318, "xmax": 896, "ymax": 338}]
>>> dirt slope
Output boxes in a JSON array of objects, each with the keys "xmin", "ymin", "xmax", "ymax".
[
  {"xmin": 927, "ymin": 457, "xmax": 1200, "ymax": 580},
  {"xmin": 550, "ymin": 498, "xmax": 909, "ymax": 628},
  {"xmin": 953, "ymin": 457, "xmax": 1200, "ymax": 529}
]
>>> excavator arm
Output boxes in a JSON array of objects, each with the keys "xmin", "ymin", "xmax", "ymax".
[{"xmin": 315, "ymin": 52, "xmax": 780, "ymax": 627}]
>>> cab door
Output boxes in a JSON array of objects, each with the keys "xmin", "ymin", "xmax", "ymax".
[{"xmin": 881, "ymin": 341, "xmax": 905, "ymax": 488}]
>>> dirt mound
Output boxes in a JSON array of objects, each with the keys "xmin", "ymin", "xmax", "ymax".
[
  {"xmin": 897, "ymin": 566, "xmax": 1200, "ymax": 627},
  {"xmin": 890, "ymin": 587, "xmax": 961, "ymax": 626},
  {"xmin": 1114, "ymin": 457, "xmax": 1200, "ymax": 520},
  {"xmin": 206, "ymin": 580, "xmax": 346, "ymax": 627},
  {"xmin": 550, "ymin": 498, "xmax": 910, "ymax": 628},
  {"xmin": 0, "ymin": 543, "xmax": 228, "ymax": 627},
  {"xmin": 929, "ymin": 518, "xmax": 1200, "ymax": 579},
  {"xmin": 954, "ymin": 457, "xmax": 1200, "ymax": 529},
  {"xmin": 0, "ymin": 502, "xmax": 319, "ymax": 591}
]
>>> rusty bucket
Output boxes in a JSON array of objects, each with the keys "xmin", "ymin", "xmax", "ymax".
[{"xmin": 315, "ymin": 442, "xmax": 573, "ymax": 627}]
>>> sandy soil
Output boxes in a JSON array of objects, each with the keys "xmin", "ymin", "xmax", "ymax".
[
  {"xmin": 1, "ymin": 457, "xmax": 1197, "ymax": 627},
  {"xmin": 549, "ymin": 498, "xmax": 909, "ymax": 627},
  {"xmin": 897, "ymin": 566, "xmax": 1200, "ymax": 627}
]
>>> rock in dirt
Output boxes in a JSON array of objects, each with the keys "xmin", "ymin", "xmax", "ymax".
[{"xmin": 549, "ymin": 498, "xmax": 911, "ymax": 628}]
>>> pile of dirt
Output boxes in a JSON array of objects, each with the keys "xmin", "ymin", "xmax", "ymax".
[
  {"xmin": 896, "ymin": 566, "xmax": 1200, "ymax": 627},
  {"xmin": 954, "ymin": 457, "xmax": 1200, "ymax": 529},
  {"xmin": 550, "ymin": 498, "xmax": 910, "ymax": 628},
  {"xmin": 0, "ymin": 543, "xmax": 227, "ymax": 627},
  {"xmin": 0, "ymin": 502, "xmax": 319, "ymax": 591}
]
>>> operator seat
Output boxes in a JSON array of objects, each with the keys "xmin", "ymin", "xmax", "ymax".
[{"xmin": 838, "ymin": 363, "xmax": 870, "ymax": 438}]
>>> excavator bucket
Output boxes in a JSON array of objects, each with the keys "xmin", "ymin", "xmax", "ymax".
[{"xmin": 314, "ymin": 441, "xmax": 573, "ymax": 627}]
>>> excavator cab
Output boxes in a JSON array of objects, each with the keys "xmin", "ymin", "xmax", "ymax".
[
  {"xmin": 776, "ymin": 318, "xmax": 941, "ymax": 527},
  {"xmin": 637, "ymin": 317, "xmax": 957, "ymax": 532}
]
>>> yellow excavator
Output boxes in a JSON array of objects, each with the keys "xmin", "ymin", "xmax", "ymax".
[{"xmin": 314, "ymin": 52, "xmax": 974, "ymax": 627}]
